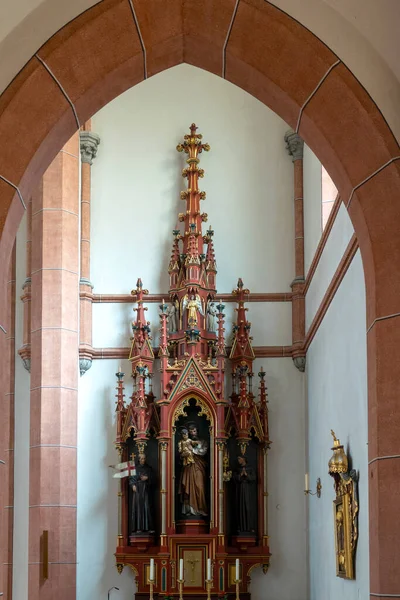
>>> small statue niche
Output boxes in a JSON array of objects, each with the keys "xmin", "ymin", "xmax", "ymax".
[
  {"xmin": 227, "ymin": 436, "xmax": 259, "ymax": 541},
  {"xmin": 174, "ymin": 399, "xmax": 211, "ymax": 532},
  {"xmin": 127, "ymin": 433, "xmax": 159, "ymax": 541}
]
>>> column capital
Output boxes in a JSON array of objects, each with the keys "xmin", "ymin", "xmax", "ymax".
[
  {"xmin": 80, "ymin": 131, "xmax": 100, "ymax": 165},
  {"xmin": 284, "ymin": 130, "xmax": 304, "ymax": 161}
]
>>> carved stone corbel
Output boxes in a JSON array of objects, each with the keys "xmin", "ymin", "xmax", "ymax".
[
  {"xmin": 79, "ymin": 357, "xmax": 93, "ymax": 376},
  {"xmin": 284, "ymin": 130, "xmax": 304, "ymax": 162},
  {"xmin": 80, "ymin": 131, "xmax": 100, "ymax": 165},
  {"xmin": 293, "ymin": 356, "xmax": 306, "ymax": 372}
]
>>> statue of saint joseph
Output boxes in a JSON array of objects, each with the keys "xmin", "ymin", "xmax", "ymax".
[{"xmin": 178, "ymin": 423, "xmax": 208, "ymax": 516}]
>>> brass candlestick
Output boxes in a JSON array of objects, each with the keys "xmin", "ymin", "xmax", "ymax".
[
  {"xmin": 177, "ymin": 578, "xmax": 184, "ymax": 600},
  {"xmin": 148, "ymin": 579, "xmax": 155, "ymax": 600},
  {"xmin": 233, "ymin": 579, "xmax": 241, "ymax": 600},
  {"xmin": 205, "ymin": 578, "xmax": 213, "ymax": 600}
]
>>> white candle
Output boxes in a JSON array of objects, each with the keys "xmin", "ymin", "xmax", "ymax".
[
  {"xmin": 150, "ymin": 558, "xmax": 154, "ymax": 581},
  {"xmin": 235, "ymin": 558, "xmax": 240, "ymax": 581},
  {"xmin": 305, "ymin": 473, "xmax": 309, "ymax": 491},
  {"xmin": 179, "ymin": 558, "xmax": 184, "ymax": 581},
  {"xmin": 207, "ymin": 558, "xmax": 212, "ymax": 581}
]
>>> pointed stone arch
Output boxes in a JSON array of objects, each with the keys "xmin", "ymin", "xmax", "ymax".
[{"xmin": 0, "ymin": 0, "xmax": 398, "ymax": 596}]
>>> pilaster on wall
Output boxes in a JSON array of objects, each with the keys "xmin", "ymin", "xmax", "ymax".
[
  {"xmin": 0, "ymin": 248, "xmax": 16, "ymax": 600},
  {"xmin": 78, "ymin": 123, "xmax": 100, "ymax": 376},
  {"xmin": 18, "ymin": 197, "xmax": 32, "ymax": 372},
  {"xmin": 284, "ymin": 130, "xmax": 306, "ymax": 372},
  {"xmin": 29, "ymin": 134, "xmax": 79, "ymax": 600}
]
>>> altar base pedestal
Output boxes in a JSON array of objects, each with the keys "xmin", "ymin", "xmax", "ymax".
[
  {"xmin": 129, "ymin": 533, "xmax": 155, "ymax": 552},
  {"xmin": 176, "ymin": 519, "xmax": 209, "ymax": 535},
  {"xmin": 231, "ymin": 535, "xmax": 257, "ymax": 551}
]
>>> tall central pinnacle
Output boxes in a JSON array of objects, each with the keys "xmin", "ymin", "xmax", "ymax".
[
  {"xmin": 166, "ymin": 124, "xmax": 219, "ymax": 359},
  {"xmin": 176, "ymin": 123, "xmax": 210, "ymax": 285}
]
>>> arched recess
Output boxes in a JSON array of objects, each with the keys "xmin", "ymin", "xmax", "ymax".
[
  {"xmin": 0, "ymin": 0, "xmax": 399, "ymax": 596},
  {"xmin": 170, "ymin": 391, "xmax": 216, "ymax": 434},
  {"xmin": 170, "ymin": 390, "xmax": 216, "ymax": 530}
]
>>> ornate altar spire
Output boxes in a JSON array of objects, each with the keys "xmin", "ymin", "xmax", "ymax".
[
  {"xmin": 177, "ymin": 123, "xmax": 210, "ymax": 286},
  {"xmin": 204, "ymin": 226, "xmax": 217, "ymax": 290},
  {"xmin": 258, "ymin": 367, "xmax": 271, "ymax": 446},
  {"xmin": 129, "ymin": 278, "xmax": 154, "ymax": 414},
  {"xmin": 229, "ymin": 279, "xmax": 256, "ymax": 454},
  {"xmin": 115, "ymin": 125, "xmax": 271, "ymax": 581},
  {"xmin": 115, "ymin": 367, "xmax": 126, "ymax": 451},
  {"xmin": 162, "ymin": 124, "xmax": 219, "ymax": 362},
  {"xmin": 158, "ymin": 300, "xmax": 169, "ymax": 359},
  {"xmin": 229, "ymin": 278, "xmax": 255, "ymax": 368},
  {"xmin": 168, "ymin": 230, "xmax": 181, "ymax": 290},
  {"xmin": 124, "ymin": 279, "xmax": 157, "ymax": 452},
  {"xmin": 129, "ymin": 278, "xmax": 154, "ymax": 369}
]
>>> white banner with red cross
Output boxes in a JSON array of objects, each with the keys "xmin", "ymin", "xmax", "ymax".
[{"xmin": 109, "ymin": 460, "xmax": 137, "ymax": 479}]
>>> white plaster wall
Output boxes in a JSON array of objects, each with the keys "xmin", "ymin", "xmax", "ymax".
[
  {"xmin": 306, "ymin": 203, "xmax": 354, "ymax": 329},
  {"xmin": 78, "ymin": 64, "xmax": 306, "ymax": 600},
  {"xmin": 90, "ymin": 64, "xmax": 294, "ymax": 295},
  {"xmin": 12, "ymin": 213, "xmax": 31, "ymax": 600},
  {"xmin": 303, "ymin": 145, "xmax": 322, "ymax": 275},
  {"xmin": 306, "ymin": 251, "xmax": 369, "ymax": 599},
  {"xmin": 252, "ymin": 358, "xmax": 307, "ymax": 600},
  {"xmin": 77, "ymin": 358, "xmax": 135, "ymax": 600}
]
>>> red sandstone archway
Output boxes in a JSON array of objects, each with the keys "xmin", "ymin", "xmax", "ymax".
[{"xmin": 0, "ymin": 1, "xmax": 399, "ymax": 597}]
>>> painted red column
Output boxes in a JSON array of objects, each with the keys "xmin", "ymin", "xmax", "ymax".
[
  {"xmin": 29, "ymin": 133, "xmax": 79, "ymax": 600},
  {"xmin": 284, "ymin": 130, "xmax": 306, "ymax": 372},
  {"xmin": 78, "ymin": 123, "xmax": 100, "ymax": 376}
]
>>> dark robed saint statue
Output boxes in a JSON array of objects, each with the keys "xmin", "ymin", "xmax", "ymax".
[
  {"xmin": 129, "ymin": 452, "xmax": 154, "ymax": 533},
  {"xmin": 178, "ymin": 424, "xmax": 208, "ymax": 517},
  {"xmin": 233, "ymin": 455, "xmax": 256, "ymax": 533}
]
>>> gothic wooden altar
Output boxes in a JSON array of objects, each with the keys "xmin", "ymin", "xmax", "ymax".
[{"xmin": 113, "ymin": 125, "xmax": 271, "ymax": 598}]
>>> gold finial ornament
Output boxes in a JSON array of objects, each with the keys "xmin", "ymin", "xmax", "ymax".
[
  {"xmin": 176, "ymin": 124, "xmax": 210, "ymax": 157},
  {"xmin": 328, "ymin": 430, "xmax": 348, "ymax": 474}
]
